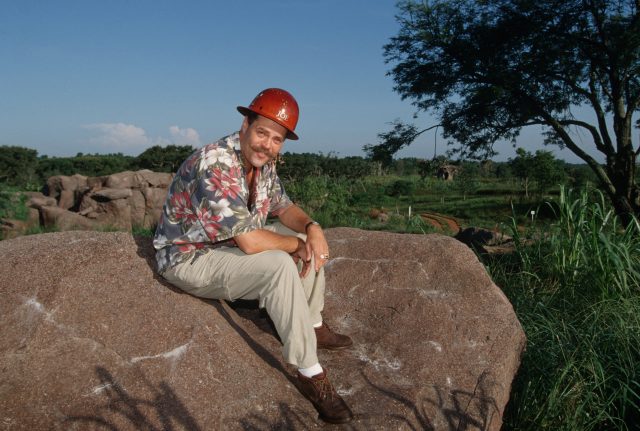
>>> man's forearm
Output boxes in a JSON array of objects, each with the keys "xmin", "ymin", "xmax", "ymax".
[
  {"xmin": 234, "ymin": 229, "xmax": 302, "ymax": 255},
  {"xmin": 278, "ymin": 204, "xmax": 314, "ymax": 233}
]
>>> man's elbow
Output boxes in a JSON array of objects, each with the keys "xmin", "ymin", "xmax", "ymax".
[{"xmin": 234, "ymin": 233, "xmax": 259, "ymax": 254}]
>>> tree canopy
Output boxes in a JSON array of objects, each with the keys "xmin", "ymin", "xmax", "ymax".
[
  {"xmin": 377, "ymin": 0, "xmax": 640, "ymax": 223},
  {"xmin": 0, "ymin": 146, "xmax": 38, "ymax": 187},
  {"xmin": 134, "ymin": 145, "xmax": 195, "ymax": 173}
]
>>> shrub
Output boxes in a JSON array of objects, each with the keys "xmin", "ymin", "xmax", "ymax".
[{"xmin": 385, "ymin": 179, "xmax": 416, "ymax": 197}]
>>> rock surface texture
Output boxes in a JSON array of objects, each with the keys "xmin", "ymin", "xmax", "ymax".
[{"xmin": 0, "ymin": 228, "xmax": 525, "ymax": 430}]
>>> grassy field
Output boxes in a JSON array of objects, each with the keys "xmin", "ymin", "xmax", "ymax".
[{"xmin": 287, "ymin": 174, "xmax": 560, "ymax": 235}]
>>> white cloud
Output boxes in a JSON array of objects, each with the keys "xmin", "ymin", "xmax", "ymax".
[
  {"xmin": 84, "ymin": 123, "xmax": 202, "ymax": 154},
  {"xmin": 85, "ymin": 123, "xmax": 152, "ymax": 151},
  {"xmin": 169, "ymin": 126, "xmax": 201, "ymax": 147}
]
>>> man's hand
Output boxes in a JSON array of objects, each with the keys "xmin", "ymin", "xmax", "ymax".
[
  {"xmin": 305, "ymin": 224, "xmax": 330, "ymax": 272},
  {"xmin": 277, "ymin": 204, "xmax": 331, "ymax": 272},
  {"xmin": 291, "ymin": 237, "xmax": 311, "ymax": 278}
]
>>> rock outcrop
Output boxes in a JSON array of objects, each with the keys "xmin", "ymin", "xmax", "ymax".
[
  {"xmin": 0, "ymin": 228, "xmax": 526, "ymax": 430},
  {"xmin": 46, "ymin": 173, "xmax": 88, "ymax": 210},
  {"xmin": 27, "ymin": 170, "xmax": 173, "ymax": 234}
]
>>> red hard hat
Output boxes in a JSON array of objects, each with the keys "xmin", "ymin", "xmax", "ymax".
[{"xmin": 237, "ymin": 88, "xmax": 300, "ymax": 140}]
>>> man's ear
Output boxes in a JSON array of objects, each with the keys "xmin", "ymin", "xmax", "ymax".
[{"xmin": 240, "ymin": 117, "xmax": 249, "ymax": 134}]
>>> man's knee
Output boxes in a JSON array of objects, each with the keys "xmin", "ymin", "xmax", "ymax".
[
  {"xmin": 259, "ymin": 250, "xmax": 303, "ymax": 296},
  {"xmin": 258, "ymin": 250, "xmax": 302, "ymax": 286}
]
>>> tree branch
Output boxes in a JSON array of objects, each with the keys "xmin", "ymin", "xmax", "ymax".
[
  {"xmin": 522, "ymin": 93, "xmax": 617, "ymax": 197},
  {"xmin": 557, "ymin": 119, "xmax": 612, "ymax": 156},
  {"xmin": 548, "ymin": 119, "xmax": 616, "ymax": 197},
  {"xmin": 587, "ymin": 70, "xmax": 616, "ymax": 153},
  {"xmin": 411, "ymin": 124, "xmax": 441, "ymax": 139}
]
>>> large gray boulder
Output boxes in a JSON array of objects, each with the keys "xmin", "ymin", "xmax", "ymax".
[{"xmin": 0, "ymin": 228, "xmax": 525, "ymax": 430}]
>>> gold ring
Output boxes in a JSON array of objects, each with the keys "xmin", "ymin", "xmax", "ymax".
[{"xmin": 320, "ymin": 254, "xmax": 330, "ymax": 260}]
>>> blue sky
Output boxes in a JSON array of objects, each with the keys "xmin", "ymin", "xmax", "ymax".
[{"xmin": 1, "ymin": 0, "xmax": 590, "ymax": 162}]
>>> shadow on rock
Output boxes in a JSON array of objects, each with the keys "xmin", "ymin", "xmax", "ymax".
[
  {"xmin": 65, "ymin": 367, "xmax": 202, "ymax": 430},
  {"xmin": 226, "ymin": 299, "xmax": 281, "ymax": 340},
  {"xmin": 133, "ymin": 235, "xmax": 186, "ymax": 295},
  {"xmin": 362, "ymin": 369, "xmax": 499, "ymax": 430},
  {"xmin": 362, "ymin": 370, "xmax": 435, "ymax": 430},
  {"xmin": 238, "ymin": 402, "xmax": 320, "ymax": 431},
  {"xmin": 210, "ymin": 300, "xmax": 297, "ymax": 387}
]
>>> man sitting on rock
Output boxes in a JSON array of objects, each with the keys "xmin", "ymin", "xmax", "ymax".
[{"xmin": 153, "ymin": 88, "xmax": 354, "ymax": 424}]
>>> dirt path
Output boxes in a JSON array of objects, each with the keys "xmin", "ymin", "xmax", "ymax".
[{"xmin": 419, "ymin": 211, "xmax": 461, "ymax": 233}]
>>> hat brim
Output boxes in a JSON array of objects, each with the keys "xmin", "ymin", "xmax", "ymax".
[{"xmin": 237, "ymin": 106, "xmax": 299, "ymax": 140}]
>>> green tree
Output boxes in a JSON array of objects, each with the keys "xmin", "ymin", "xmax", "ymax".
[
  {"xmin": 456, "ymin": 161, "xmax": 480, "ymax": 200},
  {"xmin": 278, "ymin": 152, "xmax": 374, "ymax": 181},
  {"xmin": 36, "ymin": 156, "xmax": 75, "ymax": 179},
  {"xmin": 531, "ymin": 150, "xmax": 567, "ymax": 194},
  {"xmin": 35, "ymin": 153, "xmax": 134, "ymax": 181},
  {"xmin": 134, "ymin": 145, "xmax": 195, "ymax": 173},
  {"xmin": 495, "ymin": 162, "xmax": 513, "ymax": 180},
  {"xmin": 509, "ymin": 148, "xmax": 536, "ymax": 197},
  {"xmin": 0, "ymin": 146, "xmax": 38, "ymax": 188},
  {"xmin": 377, "ymin": 0, "xmax": 640, "ymax": 224},
  {"xmin": 279, "ymin": 152, "xmax": 323, "ymax": 181}
]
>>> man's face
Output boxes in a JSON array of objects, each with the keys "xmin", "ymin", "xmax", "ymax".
[{"xmin": 239, "ymin": 115, "xmax": 287, "ymax": 169}]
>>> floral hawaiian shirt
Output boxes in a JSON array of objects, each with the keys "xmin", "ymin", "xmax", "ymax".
[{"xmin": 153, "ymin": 132, "xmax": 293, "ymax": 274}]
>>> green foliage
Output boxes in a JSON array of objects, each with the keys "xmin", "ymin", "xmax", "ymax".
[
  {"xmin": 36, "ymin": 153, "xmax": 135, "ymax": 180},
  {"xmin": 417, "ymin": 158, "xmax": 436, "ymax": 179},
  {"xmin": 278, "ymin": 152, "xmax": 374, "ymax": 181},
  {"xmin": 455, "ymin": 162, "xmax": 480, "ymax": 199},
  {"xmin": 531, "ymin": 151, "xmax": 567, "ymax": 194},
  {"xmin": 509, "ymin": 148, "xmax": 567, "ymax": 196},
  {"xmin": 389, "ymin": 157, "xmax": 423, "ymax": 176},
  {"xmin": 285, "ymin": 175, "xmax": 357, "ymax": 227},
  {"xmin": 0, "ymin": 186, "xmax": 29, "ymax": 221},
  {"xmin": 509, "ymin": 148, "xmax": 536, "ymax": 194},
  {"xmin": 0, "ymin": 146, "xmax": 38, "ymax": 188},
  {"xmin": 489, "ymin": 188, "xmax": 640, "ymax": 430},
  {"xmin": 385, "ymin": 179, "xmax": 416, "ymax": 197},
  {"xmin": 363, "ymin": 121, "xmax": 420, "ymax": 167},
  {"xmin": 132, "ymin": 225, "xmax": 156, "ymax": 237},
  {"xmin": 383, "ymin": 0, "xmax": 639, "ymax": 222},
  {"xmin": 566, "ymin": 164, "xmax": 598, "ymax": 189},
  {"xmin": 134, "ymin": 145, "xmax": 194, "ymax": 173}
]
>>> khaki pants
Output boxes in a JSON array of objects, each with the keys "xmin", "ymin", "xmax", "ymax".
[{"xmin": 162, "ymin": 223, "xmax": 323, "ymax": 368}]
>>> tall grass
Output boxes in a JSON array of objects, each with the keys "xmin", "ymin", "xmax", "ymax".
[{"xmin": 491, "ymin": 188, "xmax": 640, "ymax": 430}]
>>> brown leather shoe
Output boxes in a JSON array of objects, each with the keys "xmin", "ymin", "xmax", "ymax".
[
  {"xmin": 297, "ymin": 368, "xmax": 354, "ymax": 424},
  {"xmin": 315, "ymin": 322, "xmax": 353, "ymax": 350}
]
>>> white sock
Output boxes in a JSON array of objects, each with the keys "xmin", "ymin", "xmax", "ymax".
[
  {"xmin": 313, "ymin": 321, "xmax": 323, "ymax": 328},
  {"xmin": 298, "ymin": 363, "xmax": 323, "ymax": 378}
]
